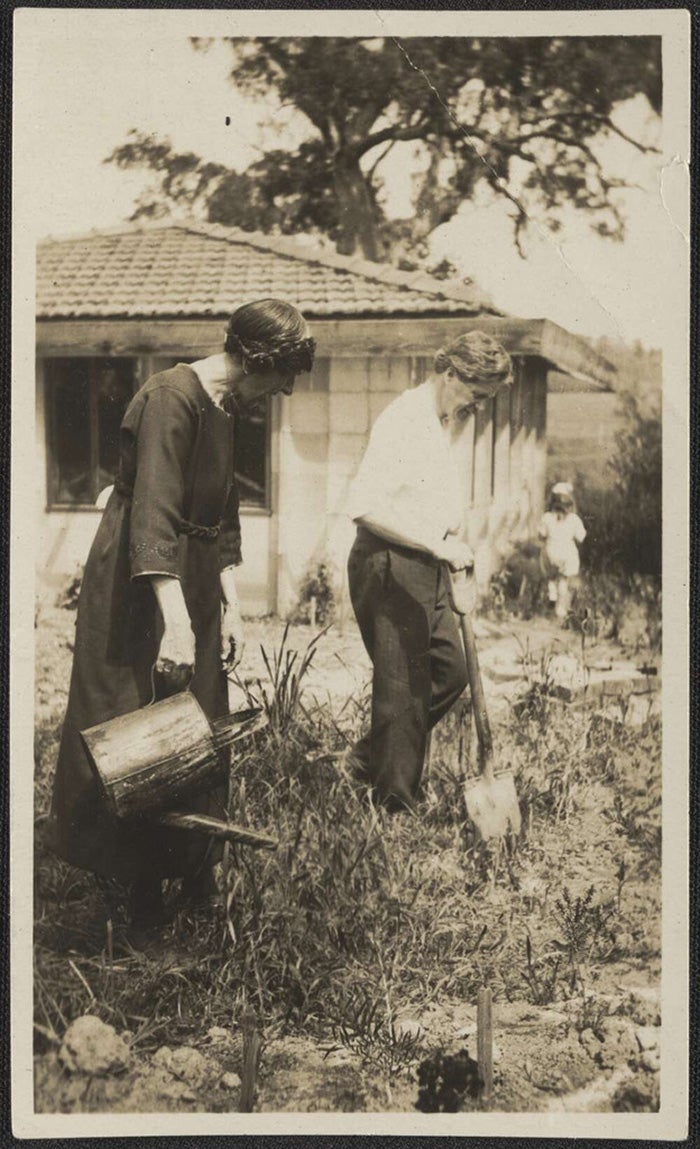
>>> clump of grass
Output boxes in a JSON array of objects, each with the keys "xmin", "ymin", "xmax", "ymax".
[
  {"xmin": 239, "ymin": 620, "xmax": 329, "ymax": 740},
  {"xmin": 34, "ymin": 619, "xmax": 662, "ymax": 1087}
]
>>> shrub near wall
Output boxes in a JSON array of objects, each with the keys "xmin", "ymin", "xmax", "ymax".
[{"xmin": 582, "ymin": 391, "xmax": 661, "ymax": 579}]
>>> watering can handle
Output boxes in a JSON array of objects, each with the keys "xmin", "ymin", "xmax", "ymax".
[
  {"xmin": 148, "ymin": 660, "xmax": 194, "ymax": 706},
  {"xmin": 444, "ymin": 566, "xmax": 495, "ymax": 781}
]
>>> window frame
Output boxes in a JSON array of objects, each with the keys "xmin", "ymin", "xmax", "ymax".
[
  {"xmin": 44, "ymin": 353, "xmax": 275, "ymax": 515},
  {"xmin": 232, "ymin": 396, "xmax": 273, "ymax": 516},
  {"xmin": 45, "ymin": 355, "xmax": 138, "ymax": 512}
]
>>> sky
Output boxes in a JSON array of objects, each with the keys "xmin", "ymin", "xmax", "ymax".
[{"xmin": 23, "ymin": 27, "xmax": 670, "ymax": 348}]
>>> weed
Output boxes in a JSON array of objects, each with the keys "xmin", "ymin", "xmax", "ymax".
[
  {"xmin": 603, "ymin": 792, "xmax": 661, "ymax": 856},
  {"xmin": 571, "ymin": 993, "xmax": 611, "ymax": 1037},
  {"xmin": 521, "ymin": 934, "xmax": 561, "ymax": 1006},
  {"xmin": 291, "ymin": 561, "xmax": 337, "ymax": 627},
  {"xmin": 327, "ymin": 989, "xmax": 424, "ymax": 1077},
  {"xmin": 253, "ymin": 622, "xmax": 328, "ymax": 740},
  {"xmin": 552, "ymin": 886, "xmax": 618, "ymax": 983}
]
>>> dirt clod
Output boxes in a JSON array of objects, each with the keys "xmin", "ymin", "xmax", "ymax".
[
  {"xmin": 617, "ymin": 989, "xmax": 661, "ymax": 1027},
  {"xmin": 416, "ymin": 1049, "xmax": 481, "ymax": 1112},
  {"xmin": 611, "ymin": 1072, "xmax": 660, "ymax": 1112},
  {"xmin": 588, "ymin": 1018, "xmax": 639, "ymax": 1070},
  {"xmin": 59, "ymin": 1015, "xmax": 131, "ymax": 1076},
  {"xmin": 640, "ymin": 1049, "xmax": 660, "ymax": 1073},
  {"xmin": 635, "ymin": 1025, "xmax": 660, "ymax": 1052},
  {"xmin": 153, "ymin": 1045, "xmax": 209, "ymax": 1088}
]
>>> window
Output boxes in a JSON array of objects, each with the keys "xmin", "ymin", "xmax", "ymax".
[
  {"xmin": 410, "ymin": 356, "xmax": 433, "ymax": 387},
  {"xmin": 45, "ymin": 357, "xmax": 137, "ymax": 508},
  {"xmin": 230, "ymin": 400, "xmax": 269, "ymax": 509}
]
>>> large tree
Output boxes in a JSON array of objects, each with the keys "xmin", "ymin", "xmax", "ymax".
[{"xmin": 107, "ymin": 36, "xmax": 661, "ymax": 262}]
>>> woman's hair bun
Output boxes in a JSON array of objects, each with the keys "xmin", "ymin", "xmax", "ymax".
[
  {"xmin": 433, "ymin": 330, "xmax": 512, "ymax": 391},
  {"xmin": 224, "ymin": 299, "xmax": 315, "ymax": 376}
]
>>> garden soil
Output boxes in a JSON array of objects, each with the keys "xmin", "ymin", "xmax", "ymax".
[{"xmin": 32, "ymin": 595, "xmax": 661, "ymax": 1114}]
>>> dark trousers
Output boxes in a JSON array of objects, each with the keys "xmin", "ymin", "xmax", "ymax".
[{"xmin": 347, "ymin": 527, "xmax": 468, "ymax": 810}]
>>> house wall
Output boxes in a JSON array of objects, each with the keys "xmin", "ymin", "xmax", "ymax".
[
  {"xmin": 36, "ymin": 319, "xmax": 552, "ymax": 614},
  {"xmin": 275, "ymin": 352, "xmax": 549, "ymax": 616}
]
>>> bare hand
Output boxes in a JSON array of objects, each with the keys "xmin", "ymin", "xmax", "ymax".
[
  {"xmin": 156, "ymin": 623, "xmax": 195, "ymax": 691},
  {"xmin": 221, "ymin": 603, "xmax": 245, "ymax": 671},
  {"xmin": 447, "ymin": 566, "xmax": 478, "ymax": 616},
  {"xmin": 435, "ymin": 537, "xmax": 474, "ymax": 572}
]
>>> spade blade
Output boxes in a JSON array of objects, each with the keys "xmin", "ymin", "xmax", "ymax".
[{"xmin": 465, "ymin": 774, "xmax": 522, "ymax": 841}]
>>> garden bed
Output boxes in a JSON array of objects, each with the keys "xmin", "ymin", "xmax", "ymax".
[{"xmin": 33, "ymin": 593, "xmax": 662, "ymax": 1114}]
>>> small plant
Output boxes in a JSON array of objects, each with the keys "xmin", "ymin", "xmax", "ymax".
[
  {"xmin": 572, "ymin": 992, "xmax": 611, "ymax": 1037},
  {"xmin": 521, "ymin": 934, "xmax": 561, "ymax": 1005},
  {"xmin": 327, "ymin": 990, "xmax": 424, "ymax": 1077},
  {"xmin": 292, "ymin": 561, "xmax": 337, "ymax": 627},
  {"xmin": 604, "ymin": 792, "xmax": 661, "ymax": 856},
  {"xmin": 553, "ymin": 885, "xmax": 617, "ymax": 971},
  {"xmin": 254, "ymin": 622, "xmax": 328, "ymax": 740},
  {"xmin": 485, "ymin": 541, "xmax": 546, "ymax": 620}
]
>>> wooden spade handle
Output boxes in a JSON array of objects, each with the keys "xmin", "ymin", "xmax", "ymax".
[{"xmin": 445, "ymin": 567, "xmax": 495, "ymax": 784}]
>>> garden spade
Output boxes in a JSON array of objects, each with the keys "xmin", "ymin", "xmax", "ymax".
[{"xmin": 445, "ymin": 566, "xmax": 521, "ymax": 841}]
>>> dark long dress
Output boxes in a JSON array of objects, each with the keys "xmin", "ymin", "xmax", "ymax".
[{"xmin": 48, "ymin": 365, "xmax": 242, "ymax": 883}]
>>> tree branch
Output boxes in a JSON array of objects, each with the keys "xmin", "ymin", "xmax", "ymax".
[
  {"xmin": 537, "ymin": 111, "xmax": 660, "ymax": 155},
  {"xmin": 366, "ymin": 140, "xmax": 396, "ymax": 181},
  {"xmin": 356, "ymin": 121, "xmax": 432, "ymax": 157}
]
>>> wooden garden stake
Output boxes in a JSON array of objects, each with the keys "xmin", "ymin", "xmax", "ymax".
[
  {"xmin": 477, "ymin": 985, "xmax": 494, "ymax": 1103},
  {"xmin": 105, "ymin": 918, "xmax": 114, "ymax": 974},
  {"xmin": 239, "ymin": 1005, "xmax": 261, "ymax": 1113}
]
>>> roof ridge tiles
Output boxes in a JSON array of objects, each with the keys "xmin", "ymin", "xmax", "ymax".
[
  {"xmin": 37, "ymin": 220, "xmax": 498, "ymax": 318},
  {"xmin": 168, "ymin": 220, "xmax": 494, "ymax": 308}
]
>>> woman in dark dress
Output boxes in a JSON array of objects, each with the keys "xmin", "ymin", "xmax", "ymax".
[{"xmin": 49, "ymin": 299, "xmax": 315, "ymax": 941}]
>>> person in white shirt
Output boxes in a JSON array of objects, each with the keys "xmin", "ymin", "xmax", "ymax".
[
  {"xmin": 538, "ymin": 483, "xmax": 587, "ymax": 621},
  {"xmin": 345, "ymin": 331, "xmax": 513, "ymax": 812}
]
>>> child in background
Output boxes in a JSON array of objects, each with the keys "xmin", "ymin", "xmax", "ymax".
[{"xmin": 538, "ymin": 482, "xmax": 586, "ymax": 621}]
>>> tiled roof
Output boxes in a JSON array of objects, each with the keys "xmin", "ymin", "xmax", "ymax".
[{"xmin": 36, "ymin": 221, "xmax": 498, "ymax": 320}]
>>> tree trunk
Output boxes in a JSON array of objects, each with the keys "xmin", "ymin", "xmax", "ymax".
[{"xmin": 333, "ymin": 152, "xmax": 380, "ymax": 261}]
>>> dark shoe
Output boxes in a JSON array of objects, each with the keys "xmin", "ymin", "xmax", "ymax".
[
  {"xmin": 180, "ymin": 865, "xmax": 220, "ymax": 910},
  {"xmin": 126, "ymin": 878, "xmax": 170, "ymax": 950},
  {"xmin": 338, "ymin": 747, "xmax": 372, "ymax": 784},
  {"xmin": 381, "ymin": 790, "xmax": 419, "ymax": 816}
]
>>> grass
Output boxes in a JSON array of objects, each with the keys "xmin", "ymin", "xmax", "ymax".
[{"xmin": 33, "ymin": 620, "xmax": 662, "ymax": 1094}]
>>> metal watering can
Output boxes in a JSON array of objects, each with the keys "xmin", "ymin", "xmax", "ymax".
[{"xmin": 80, "ymin": 692, "xmax": 277, "ymax": 850}]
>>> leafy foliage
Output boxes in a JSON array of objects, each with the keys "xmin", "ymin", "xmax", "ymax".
[
  {"xmin": 578, "ymin": 391, "xmax": 661, "ymax": 579},
  {"xmin": 327, "ymin": 989, "xmax": 425, "ymax": 1077},
  {"xmin": 107, "ymin": 36, "xmax": 661, "ymax": 260},
  {"xmin": 291, "ymin": 561, "xmax": 337, "ymax": 627}
]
